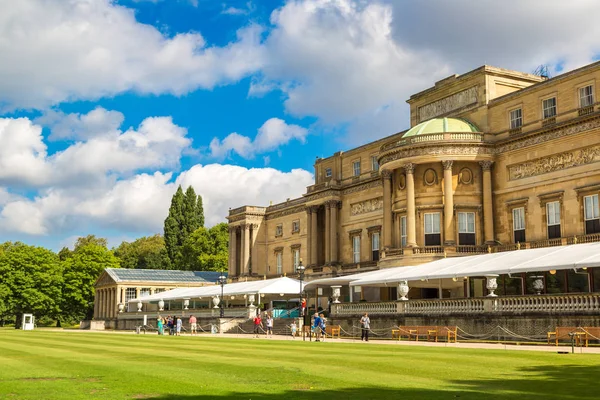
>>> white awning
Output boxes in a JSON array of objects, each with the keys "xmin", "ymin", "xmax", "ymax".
[
  {"xmin": 350, "ymin": 242, "xmax": 600, "ymax": 286},
  {"xmin": 302, "ymin": 267, "xmax": 412, "ymax": 289},
  {"xmin": 129, "ymin": 277, "xmax": 304, "ymax": 303}
]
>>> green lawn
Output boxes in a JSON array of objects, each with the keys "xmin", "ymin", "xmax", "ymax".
[{"xmin": 0, "ymin": 329, "xmax": 598, "ymax": 399}]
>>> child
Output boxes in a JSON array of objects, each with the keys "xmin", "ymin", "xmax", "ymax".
[{"xmin": 290, "ymin": 321, "xmax": 297, "ymax": 338}]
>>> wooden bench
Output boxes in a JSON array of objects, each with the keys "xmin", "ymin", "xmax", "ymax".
[
  {"xmin": 437, "ymin": 326, "xmax": 458, "ymax": 343},
  {"xmin": 393, "ymin": 325, "xmax": 458, "ymax": 342},
  {"xmin": 392, "ymin": 326, "xmax": 414, "ymax": 341},
  {"xmin": 325, "ymin": 325, "xmax": 341, "ymax": 339},
  {"xmin": 547, "ymin": 327, "xmax": 582, "ymax": 346},
  {"xmin": 580, "ymin": 327, "xmax": 600, "ymax": 347}
]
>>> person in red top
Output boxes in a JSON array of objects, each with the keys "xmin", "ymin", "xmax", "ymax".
[
  {"xmin": 253, "ymin": 315, "xmax": 263, "ymax": 338},
  {"xmin": 301, "ymin": 298, "xmax": 306, "ymax": 316}
]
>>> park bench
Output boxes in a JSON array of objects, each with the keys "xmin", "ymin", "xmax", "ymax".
[
  {"xmin": 580, "ymin": 327, "xmax": 600, "ymax": 347},
  {"xmin": 392, "ymin": 326, "xmax": 414, "ymax": 341},
  {"xmin": 435, "ymin": 326, "xmax": 458, "ymax": 343},
  {"xmin": 547, "ymin": 327, "xmax": 583, "ymax": 346},
  {"xmin": 325, "ymin": 325, "xmax": 341, "ymax": 339},
  {"xmin": 392, "ymin": 325, "xmax": 458, "ymax": 342}
]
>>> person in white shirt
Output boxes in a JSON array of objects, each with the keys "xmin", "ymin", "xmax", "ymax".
[
  {"xmin": 360, "ymin": 313, "xmax": 370, "ymax": 342},
  {"xmin": 265, "ymin": 314, "xmax": 274, "ymax": 338}
]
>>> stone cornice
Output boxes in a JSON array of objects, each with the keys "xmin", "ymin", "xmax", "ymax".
[
  {"xmin": 265, "ymin": 205, "xmax": 306, "ymax": 220},
  {"xmin": 380, "ymin": 144, "xmax": 494, "ymax": 167}
]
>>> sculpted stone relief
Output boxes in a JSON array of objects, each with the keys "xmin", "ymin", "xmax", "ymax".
[
  {"xmin": 350, "ymin": 198, "xmax": 383, "ymax": 216},
  {"xmin": 380, "ymin": 145, "xmax": 493, "ymax": 166},
  {"xmin": 418, "ymin": 86, "xmax": 478, "ymax": 122},
  {"xmin": 508, "ymin": 144, "xmax": 600, "ymax": 180}
]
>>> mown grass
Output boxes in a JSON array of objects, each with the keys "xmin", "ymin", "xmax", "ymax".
[{"xmin": 0, "ymin": 329, "xmax": 598, "ymax": 399}]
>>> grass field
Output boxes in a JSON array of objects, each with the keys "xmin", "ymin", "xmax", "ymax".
[{"xmin": 0, "ymin": 330, "xmax": 599, "ymax": 399}]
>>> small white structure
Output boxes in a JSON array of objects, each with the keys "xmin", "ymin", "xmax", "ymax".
[{"xmin": 21, "ymin": 314, "xmax": 35, "ymax": 330}]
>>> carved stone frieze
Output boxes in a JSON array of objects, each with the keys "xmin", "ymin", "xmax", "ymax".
[
  {"xmin": 265, "ymin": 206, "xmax": 306, "ymax": 220},
  {"xmin": 341, "ymin": 180, "xmax": 382, "ymax": 195},
  {"xmin": 304, "ymin": 188, "xmax": 341, "ymax": 201},
  {"xmin": 508, "ymin": 144, "xmax": 600, "ymax": 180},
  {"xmin": 350, "ymin": 197, "xmax": 383, "ymax": 216},
  {"xmin": 380, "ymin": 145, "xmax": 493, "ymax": 166},
  {"xmin": 418, "ymin": 86, "xmax": 478, "ymax": 122}
]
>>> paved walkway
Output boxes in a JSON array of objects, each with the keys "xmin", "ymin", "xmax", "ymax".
[{"xmin": 36, "ymin": 328, "xmax": 600, "ymax": 354}]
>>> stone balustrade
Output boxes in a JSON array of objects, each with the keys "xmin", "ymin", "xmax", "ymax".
[{"xmin": 331, "ymin": 294, "xmax": 600, "ymax": 316}]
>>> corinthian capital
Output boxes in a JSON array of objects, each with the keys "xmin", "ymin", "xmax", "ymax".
[
  {"xmin": 479, "ymin": 160, "xmax": 494, "ymax": 171},
  {"xmin": 403, "ymin": 163, "xmax": 415, "ymax": 174},
  {"xmin": 381, "ymin": 169, "xmax": 393, "ymax": 180},
  {"xmin": 441, "ymin": 160, "xmax": 454, "ymax": 170}
]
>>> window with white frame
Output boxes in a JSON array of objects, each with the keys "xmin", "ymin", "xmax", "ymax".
[
  {"xmin": 458, "ymin": 212, "xmax": 475, "ymax": 245},
  {"xmin": 275, "ymin": 224, "xmax": 283, "ymax": 237},
  {"xmin": 353, "ymin": 161, "xmax": 361, "ymax": 177},
  {"xmin": 509, "ymin": 108, "xmax": 522, "ymax": 129},
  {"xmin": 371, "ymin": 156, "xmax": 379, "ymax": 172},
  {"xmin": 371, "ymin": 232, "xmax": 380, "ymax": 262},
  {"xmin": 292, "ymin": 220, "xmax": 300, "ymax": 233},
  {"xmin": 580, "ymin": 85, "xmax": 594, "ymax": 108},
  {"xmin": 584, "ymin": 194, "xmax": 600, "ymax": 234},
  {"xmin": 276, "ymin": 252, "xmax": 283, "ymax": 275},
  {"xmin": 140, "ymin": 288, "xmax": 151, "ymax": 297},
  {"xmin": 125, "ymin": 288, "xmax": 137, "ymax": 312},
  {"xmin": 542, "ymin": 97, "xmax": 557, "ymax": 119},
  {"xmin": 400, "ymin": 216, "xmax": 407, "ymax": 247},
  {"xmin": 292, "ymin": 248, "xmax": 300, "ymax": 272},
  {"xmin": 325, "ymin": 168, "xmax": 332, "ymax": 178},
  {"xmin": 546, "ymin": 201, "xmax": 561, "ymax": 239},
  {"xmin": 512, "ymin": 207, "xmax": 526, "ymax": 243},
  {"xmin": 424, "ymin": 212, "xmax": 441, "ymax": 246},
  {"xmin": 352, "ymin": 235, "xmax": 361, "ymax": 263}
]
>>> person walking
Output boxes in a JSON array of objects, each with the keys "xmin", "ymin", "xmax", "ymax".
[
  {"xmin": 300, "ymin": 298, "xmax": 306, "ymax": 316},
  {"xmin": 313, "ymin": 312, "xmax": 322, "ymax": 342},
  {"xmin": 157, "ymin": 316, "xmax": 164, "ymax": 335},
  {"xmin": 360, "ymin": 312, "xmax": 370, "ymax": 342},
  {"xmin": 253, "ymin": 314, "xmax": 263, "ymax": 338},
  {"xmin": 265, "ymin": 314, "xmax": 274, "ymax": 338},
  {"xmin": 319, "ymin": 313, "xmax": 327, "ymax": 342},
  {"xmin": 290, "ymin": 321, "xmax": 297, "ymax": 338},
  {"xmin": 189, "ymin": 315, "xmax": 197, "ymax": 335},
  {"xmin": 176, "ymin": 316, "xmax": 182, "ymax": 336}
]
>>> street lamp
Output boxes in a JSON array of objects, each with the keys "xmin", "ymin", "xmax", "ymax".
[
  {"xmin": 297, "ymin": 258, "xmax": 305, "ymax": 315},
  {"xmin": 218, "ymin": 274, "xmax": 227, "ymax": 318}
]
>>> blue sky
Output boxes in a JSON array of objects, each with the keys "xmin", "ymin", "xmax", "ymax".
[{"xmin": 1, "ymin": 0, "xmax": 599, "ymax": 251}]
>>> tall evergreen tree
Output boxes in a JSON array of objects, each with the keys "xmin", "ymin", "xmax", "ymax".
[
  {"xmin": 183, "ymin": 186, "xmax": 200, "ymax": 236},
  {"xmin": 196, "ymin": 194, "xmax": 205, "ymax": 228}
]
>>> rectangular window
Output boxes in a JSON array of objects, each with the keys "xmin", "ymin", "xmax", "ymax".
[
  {"xmin": 509, "ymin": 108, "xmax": 522, "ymax": 129},
  {"xmin": 292, "ymin": 220, "xmax": 300, "ymax": 233},
  {"xmin": 512, "ymin": 207, "xmax": 526, "ymax": 243},
  {"xmin": 352, "ymin": 235, "xmax": 361, "ymax": 263},
  {"xmin": 580, "ymin": 85, "xmax": 594, "ymax": 108},
  {"xmin": 371, "ymin": 232, "xmax": 380, "ymax": 262},
  {"xmin": 353, "ymin": 161, "xmax": 361, "ymax": 177},
  {"xmin": 275, "ymin": 224, "xmax": 283, "ymax": 237},
  {"xmin": 584, "ymin": 194, "xmax": 600, "ymax": 234},
  {"xmin": 458, "ymin": 212, "xmax": 475, "ymax": 245},
  {"xmin": 292, "ymin": 249, "xmax": 300, "ymax": 272},
  {"xmin": 325, "ymin": 168, "xmax": 332, "ymax": 178},
  {"xmin": 542, "ymin": 97, "xmax": 557, "ymax": 119},
  {"xmin": 400, "ymin": 216, "xmax": 407, "ymax": 247},
  {"xmin": 424, "ymin": 213, "xmax": 441, "ymax": 246},
  {"xmin": 546, "ymin": 201, "xmax": 561, "ymax": 239},
  {"xmin": 276, "ymin": 252, "xmax": 282, "ymax": 275},
  {"xmin": 125, "ymin": 288, "xmax": 137, "ymax": 301},
  {"xmin": 371, "ymin": 156, "xmax": 379, "ymax": 172}
]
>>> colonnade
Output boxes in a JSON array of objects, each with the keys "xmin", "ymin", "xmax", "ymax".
[
  {"xmin": 307, "ymin": 201, "xmax": 340, "ymax": 267},
  {"xmin": 228, "ymin": 223, "xmax": 258, "ymax": 276},
  {"xmin": 381, "ymin": 160, "xmax": 495, "ymax": 249},
  {"xmin": 94, "ymin": 286, "xmax": 162, "ymax": 320}
]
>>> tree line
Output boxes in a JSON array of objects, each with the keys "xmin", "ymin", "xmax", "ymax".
[{"xmin": 0, "ymin": 186, "xmax": 228, "ymax": 327}]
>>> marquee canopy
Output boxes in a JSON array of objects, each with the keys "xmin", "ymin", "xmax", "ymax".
[
  {"xmin": 350, "ymin": 242, "xmax": 600, "ymax": 287},
  {"xmin": 129, "ymin": 277, "xmax": 304, "ymax": 303}
]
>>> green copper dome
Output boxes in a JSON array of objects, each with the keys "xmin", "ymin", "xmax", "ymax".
[{"xmin": 403, "ymin": 118, "xmax": 479, "ymax": 138}]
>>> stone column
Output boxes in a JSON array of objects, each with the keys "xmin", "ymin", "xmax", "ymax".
[
  {"xmin": 242, "ymin": 224, "xmax": 251, "ymax": 274},
  {"xmin": 100, "ymin": 289, "xmax": 105, "ymax": 319},
  {"xmin": 442, "ymin": 160, "xmax": 455, "ymax": 245},
  {"xmin": 310, "ymin": 205, "xmax": 319, "ymax": 267},
  {"xmin": 325, "ymin": 202, "xmax": 331, "ymax": 264},
  {"xmin": 231, "ymin": 227, "xmax": 238, "ymax": 276},
  {"xmin": 405, "ymin": 163, "xmax": 417, "ymax": 247},
  {"xmin": 94, "ymin": 289, "xmax": 99, "ymax": 319},
  {"xmin": 480, "ymin": 161, "xmax": 495, "ymax": 244},
  {"xmin": 121, "ymin": 287, "xmax": 126, "ymax": 304},
  {"xmin": 109, "ymin": 289, "xmax": 113, "ymax": 318},
  {"xmin": 306, "ymin": 207, "xmax": 312, "ymax": 267},
  {"xmin": 250, "ymin": 224, "xmax": 258, "ymax": 274},
  {"xmin": 330, "ymin": 201, "xmax": 339, "ymax": 264},
  {"xmin": 382, "ymin": 170, "xmax": 393, "ymax": 250},
  {"xmin": 228, "ymin": 226, "xmax": 234, "ymax": 275}
]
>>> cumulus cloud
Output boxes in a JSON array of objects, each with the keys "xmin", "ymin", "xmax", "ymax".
[
  {"xmin": 0, "ymin": 0, "xmax": 265, "ymax": 110},
  {"xmin": 35, "ymin": 107, "xmax": 125, "ymax": 141},
  {"xmin": 222, "ymin": 2, "xmax": 255, "ymax": 15},
  {"xmin": 209, "ymin": 118, "xmax": 308, "ymax": 159}
]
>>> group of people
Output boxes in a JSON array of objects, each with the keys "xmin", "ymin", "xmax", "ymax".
[
  {"xmin": 156, "ymin": 315, "xmax": 198, "ymax": 336},
  {"xmin": 252, "ymin": 312, "xmax": 275, "ymax": 338}
]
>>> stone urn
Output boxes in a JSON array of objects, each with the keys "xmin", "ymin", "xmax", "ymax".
[
  {"xmin": 331, "ymin": 286, "xmax": 342, "ymax": 304},
  {"xmin": 118, "ymin": 303, "xmax": 124, "ymax": 313},
  {"xmin": 398, "ymin": 281, "xmax": 409, "ymax": 301},
  {"xmin": 183, "ymin": 299, "xmax": 190, "ymax": 310},
  {"xmin": 212, "ymin": 296, "xmax": 220, "ymax": 309},
  {"xmin": 137, "ymin": 300, "xmax": 143, "ymax": 312},
  {"xmin": 248, "ymin": 294, "xmax": 256, "ymax": 308},
  {"xmin": 158, "ymin": 299, "xmax": 165, "ymax": 311},
  {"xmin": 532, "ymin": 276, "xmax": 544, "ymax": 295},
  {"xmin": 485, "ymin": 275, "xmax": 499, "ymax": 297}
]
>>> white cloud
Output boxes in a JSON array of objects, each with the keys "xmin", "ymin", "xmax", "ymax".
[
  {"xmin": 36, "ymin": 107, "xmax": 125, "ymax": 141},
  {"xmin": 222, "ymin": 2, "xmax": 255, "ymax": 15},
  {"xmin": 209, "ymin": 118, "xmax": 308, "ymax": 159},
  {"xmin": 0, "ymin": 0, "xmax": 265, "ymax": 110}
]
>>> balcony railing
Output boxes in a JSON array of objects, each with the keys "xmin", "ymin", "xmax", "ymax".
[
  {"xmin": 578, "ymin": 105, "xmax": 595, "ymax": 116},
  {"xmin": 381, "ymin": 132, "xmax": 485, "ymax": 152},
  {"xmin": 542, "ymin": 116, "xmax": 556, "ymax": 127},
  {"xmin": 331, "ymin": 294, "xmax": 600, "ymax": 316}
]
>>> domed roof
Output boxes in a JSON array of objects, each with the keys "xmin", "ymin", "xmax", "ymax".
[{"xmin": 403, "ymin": 118, "xmax": 479, "ymax": 138}]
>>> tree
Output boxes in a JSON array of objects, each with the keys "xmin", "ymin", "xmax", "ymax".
[
  {"xmin": 114, "ymin": 235, "xmax": 170, "ymax": 270},
  {"xmin": 0, "ymin": 242, "xmax": 63, "ymax": 327},
  {"xmin": 58, "ymin": 247, "xmax": 72, "ymax": 261},
  {"xmin": 163, "ymin": 185, "xmax": 205, "ymax": 269},
  {"xmin": 181, "ymin": 223, "xmax": 229, "ymax": 271},
  {"xmin": 74, "ymin": 235, "xmax": 108, "ymax": 251},
  {"xmin": 61, "ymin": 243, "xmax": 120, "ymax": 323}
]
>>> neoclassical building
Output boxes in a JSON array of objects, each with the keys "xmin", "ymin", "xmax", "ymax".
[{"xmin": 227, "ymin": 61, "xmax": 600, "ymax": 299}]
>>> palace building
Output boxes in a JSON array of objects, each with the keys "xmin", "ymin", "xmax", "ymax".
[{"xmin": 227, "ymin": 61, "xmax": 600, "ymax": 301}]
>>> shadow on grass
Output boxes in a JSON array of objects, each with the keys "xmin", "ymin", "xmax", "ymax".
[{"xmin": 148, "ymin": 364, "xmax": 600, "ymax": 400}]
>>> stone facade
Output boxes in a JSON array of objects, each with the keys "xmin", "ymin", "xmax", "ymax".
[{"xmin": 228, "ymin": 61, "xmax": 600, "ymax": 288}]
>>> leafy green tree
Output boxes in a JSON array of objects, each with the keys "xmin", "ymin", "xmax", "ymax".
[
  {"xmin": 114, "ymin": 235, "xmax": 170, "ymax": 270},
  {"xmin": 163, "ymin": 185, "xmax": 205, "ymax": 269},
  {"xmin": 0, "ymin": 242, "xmax": 63, "ymax": 327},
  {"xmin": 74, "ymin": 235, "xmax": 108, "ymax": 251},
  {"xmin": 58, "ymin": 246, "xmax": 72, "ymax": 261},
  {"xmin": 61, "ymin": 243, "xmax": 120, "ymax": 323},
  {"xmin": 182, "ymin": 223, "xmax": 229, "ymax": 271}
]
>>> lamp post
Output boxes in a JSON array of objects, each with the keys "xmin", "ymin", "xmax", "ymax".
[
  {"xmin": 297, "ymin": 258, "xmax": 305, "ymax": 312},
  {"xmin": 218, "ymin": 274, "xmax": 227, "ymax": 318}
]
